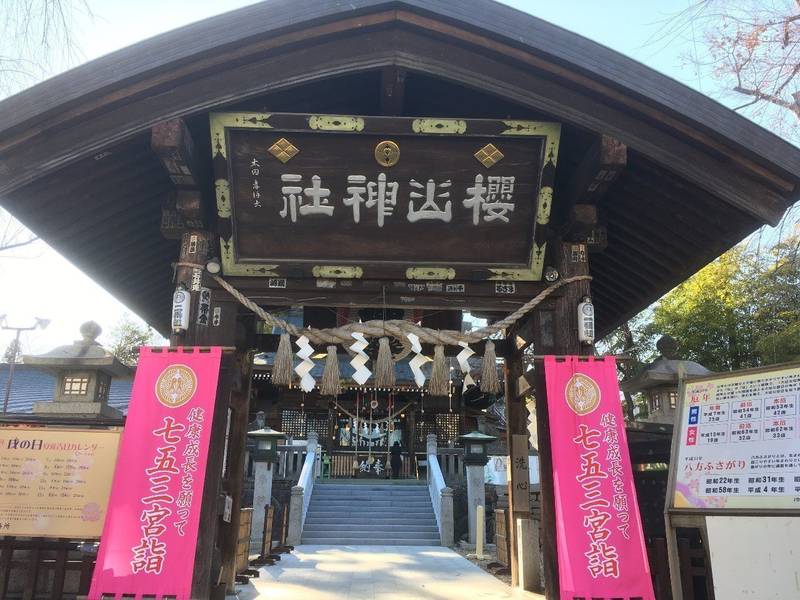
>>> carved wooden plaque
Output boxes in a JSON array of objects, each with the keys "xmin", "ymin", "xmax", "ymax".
[{"xmin": 211, "ymin": 113, "xmax": 560, "ymax": 281}]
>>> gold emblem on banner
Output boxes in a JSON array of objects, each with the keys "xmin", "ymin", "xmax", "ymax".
[
  {"xmin": 565, "ymin": 373, "xmax": 601, "ymax": 415},
  {"xmin": 155, "ymin": 364, "xmax": 198, "ymax": 408}
]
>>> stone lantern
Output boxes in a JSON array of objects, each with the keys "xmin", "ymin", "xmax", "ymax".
[
  {"xmin": 458, "ymin": 430, "xmax": 497, "ymax": 545},
  {"xmin": 621, "ymin": 335, "xmax": 712, "ymax": 425},
  {"xmin": 248, "ymin": 426, "xmax": 285, "ymax": 464},
  {"xmin": 247, "ymin": 424, "xmax": 286, "ymax": 551},
  {"xmin": 25, "ymin": 321, "xmax": 130, "ymax": 419},
  {"xmin": 459, "ymin": 430, "xmax": 497, "ymax": 466}
]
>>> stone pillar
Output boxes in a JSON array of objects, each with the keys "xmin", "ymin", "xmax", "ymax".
[
  {"xmin": 517, "ymin": 517, "xmax": 541, "ymax": 591},
  {"xmin": 440, "ymin": 487, "xmax": 454, "ymax": 547},
  {"xmin": 286, "ymin": 486, "xmax": 304, "ymax": 546},
  {"xmin": 307, "ymin": 431, "xmax": 319, "ymax": 476},
  {"xmin": 307, "ymin": 431, "xmax": 319, "ymax": 453},
  {"xmin": 250, "ymin": 461, "xmax": 275, "ymax": 551},
  {"xmin": 466, "ymin": 463, "xmax": 486, "ymax": 545},
  {"xmin": 426, "ymin": 433, "xmax": 437, "ymax": 456}
]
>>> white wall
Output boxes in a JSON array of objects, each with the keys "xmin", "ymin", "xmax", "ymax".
[{"xmin": 706, "ymin": 516, "xmax": 800, "ymax": 600}]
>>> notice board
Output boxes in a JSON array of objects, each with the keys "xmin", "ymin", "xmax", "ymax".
[
  {"xmin": 665, "ymin": 362, "xmax": 800, "ymax": 600},
  {"xmin": 0, "ymin": 425, "xmax": 121, "ymax": 538},
  {"xmin": 669, "ymin": 363, "xmax": 800, "ymax": 510}
]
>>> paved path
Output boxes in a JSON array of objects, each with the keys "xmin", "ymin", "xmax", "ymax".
[{"xmin": 235, "ymin": 545, "xmax": 544, "ymax": 600}]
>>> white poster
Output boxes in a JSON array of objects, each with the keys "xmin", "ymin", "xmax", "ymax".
[
  {"xmin": 672, "ymin": 364, "xmax": 800, "ymax": 509},
  {"xmin": 484, "ymin": 455, "xmax": 539, "ymax": 486}
]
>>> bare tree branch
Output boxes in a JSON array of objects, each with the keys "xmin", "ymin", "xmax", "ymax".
[{"xmin": 0, "ymin": 1, "xmax": 92, "ymax": 97}]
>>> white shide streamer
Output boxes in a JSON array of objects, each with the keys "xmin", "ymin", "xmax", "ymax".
[
  {"xmin": 407, "ymin": 333, "xmax": 431, "ymax": 388},
  {"xmin": 349, "ymin": 332, "xmax": 372, "ymax": 385},
  {"xmin": 294, "ymin": 335, "xmax": 316, "ymax": 392},
  {"xmin": 456, "ymin": 341, "xmax": 475, "ymax": 391}
]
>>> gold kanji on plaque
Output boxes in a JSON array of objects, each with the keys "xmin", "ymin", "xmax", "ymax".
[
  {"xmin": 268, "ymin": 138, "xmax": 299, "ymax": 163},
  {"xmin": 474, "ymin": 143, "xmax": 504, "ymax": 168}
]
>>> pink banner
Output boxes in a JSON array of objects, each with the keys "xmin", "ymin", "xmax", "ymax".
[
  {"xmin": 89, "ymin": 347, "xmax": 223, "ymax": 600},
  {"xmin": 544, "ymin": 356, "xmax": 654, "ymax": 600}
]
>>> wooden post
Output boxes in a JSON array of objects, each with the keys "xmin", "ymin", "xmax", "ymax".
[
  {"xmin": 171, "ymin": 229, "xmax": 214, "ymax": 346},
  {"xmin": 210, "ymin": 348, "xmax": 253, "ymax": 594},
  {"xmin": 533, "ymin": 241, "xmax": 592, "ymax": 599},
  {"xmin": 190, "ymin": 351, "xmax": 234, "ymax": 600},
  {"xmin": 504, "ymin": 317, "xmax": 530, "ymax": 588}
]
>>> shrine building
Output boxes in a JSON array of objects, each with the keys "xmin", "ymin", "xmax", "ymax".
[{"xmin": 1, "ymin": 1, "xmax": 799, "ymax": 599}]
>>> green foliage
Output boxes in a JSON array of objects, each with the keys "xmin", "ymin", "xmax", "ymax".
[
  {"xmin": 649, "ymin": 247, "xmax": 757, "ymax": 371},
  {"xmin": 109, "ymin": 314, "xmax": 154, "ymax": 367},
  {"xmin": 2, "ymin": 338, "xmax": 22, "ymax": 364},
  {"xmin": 609, "ymin": 232, "xmax": 800, "ymax": 374}
]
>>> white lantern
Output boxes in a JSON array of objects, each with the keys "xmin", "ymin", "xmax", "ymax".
[
  {"xmin": 577, "ymin": 296, "xmax": 595, "ymax": 345},
  {"xmin": 172, "ymin": 285, "xmax": 190, "ymax": 333}
]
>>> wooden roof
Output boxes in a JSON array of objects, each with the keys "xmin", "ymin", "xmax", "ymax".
[{"xmin": 0, "ymin": 0, "xmax": 798, "ymax": 335}]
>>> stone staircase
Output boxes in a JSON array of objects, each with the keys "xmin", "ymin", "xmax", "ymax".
[{"xmin": 301, "ymin": 481, "xmax": 440, "ymax": 546}]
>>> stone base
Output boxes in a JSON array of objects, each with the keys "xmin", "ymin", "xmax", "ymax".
[{"xmin": 32, "ymin": 401, "xmax": 123, "ymax": 419}]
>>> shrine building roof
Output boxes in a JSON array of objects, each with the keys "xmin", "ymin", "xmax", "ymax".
[{"xmin": 0, "ymin": 0, "xmax": 798, "ymax": 336}]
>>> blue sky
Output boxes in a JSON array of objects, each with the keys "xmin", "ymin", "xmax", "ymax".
[{"xmin": 0, "ymin": 0, "xmax": 789, "ymax": 354}]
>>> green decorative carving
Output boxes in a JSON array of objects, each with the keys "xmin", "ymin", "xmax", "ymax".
[
  {"xmin": 411, "ymin": 119, "xmax": 467, "ymax": 134},
  {"xmin": 501, "ymin": 121, "xmax": 559, "ymax": 139},
  {"xmin": 210, "ymin": 113, "xmax": 272, "ymax": 160},
  {"xmin": 405, "ymin": 267, "xmax": 456, "ymax": 280},
  {"xmin": 537, "ymin": 186, "xmax": 553, "ymax": 225},
  {"xmin": 308, "ymin": 115, "xmax": 365, "ymax": 131},
  {"xmin": 312, "ymin": 265, "xmax": 364, "ymax": 279},
  {"xmin": 220, "ymin": 237, "xmax": 279, "ymax": 277},
  {"xmin": 488, "ymin": 243, "xmax": 546, "ymax": 281},
  {"xmin": 215, "ymin": 179, "xmax": 231, "ymax": 218}
]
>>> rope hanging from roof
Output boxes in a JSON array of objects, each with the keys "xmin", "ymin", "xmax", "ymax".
[{"xmin": 180, "ymin": 263, "xmax": 590, "ymax": 395}]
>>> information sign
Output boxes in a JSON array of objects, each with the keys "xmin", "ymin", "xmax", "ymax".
[
  {"xmin": 671, "ymin": 364, "xmax": 800, "ymax": 510},
  {"xmin": 0, "ymin": 426, "xmax": 120, "ymax": 538}
]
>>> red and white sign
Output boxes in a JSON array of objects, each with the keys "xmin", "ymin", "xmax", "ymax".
[
  {"xmin": 544, "ymin": 356, "xmax": 655, "ymax": 600},
  {"xmin": 89, "ymin": 347, "xmax": 223, "ymax": 600}
]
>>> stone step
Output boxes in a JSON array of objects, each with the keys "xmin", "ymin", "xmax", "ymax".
[
  {"xmin": 308, "ymin": 498, "xmax": 431, "ymax": 510},
  {"xmin": 301, "ymin": 528, "xmax": 439, "ymax": 538},
  {"xmin": 316, "ymin": 481, "xmax": 426, "ymax": 486},
  {"xmin": 305, "ymin": 516, "xmax": 437, "ymax": 525},
  {"xmin": 300, "ymin": 538, "xmax": 440, "ymax": 546},
  {"xmin": 306, "ymin": 509, "xmax": 435, "ymax": 517},
  {"xmin": 304, "ymin": 523, "xmax": 439, "ymax": 533},
  {"xmin": 312, "ymin": 489, "xmax": 429, "ymax": 494}
]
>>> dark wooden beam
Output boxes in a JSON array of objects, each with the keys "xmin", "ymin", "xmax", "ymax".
[
  {"xmin": 559, "ymin": 135, "xmax": 626, "ymax": 240},
  {"xmin": 151, "ymin": 118, "xmax": 200, "ymax": 188},
  {"xmin": 380, "ymin": 66, "xmax": 406, "ymax": 116},
  {"xmin": 213, "ymin": 277, "xmax": 558, "ymax": 313},
  {"xmin": 253, "ymin": 333, "xmax": 509, "ymax": 357}
]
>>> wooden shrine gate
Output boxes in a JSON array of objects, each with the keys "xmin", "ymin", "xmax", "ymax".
[{"xmin": 1, "ymin": 2, "xmax": 799, "ymax": 598}]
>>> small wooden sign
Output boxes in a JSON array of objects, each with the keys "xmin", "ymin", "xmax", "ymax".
[
  {"xmin": 211, "ymin": 112, "xmax": 560, "ymax": 281},
  {"xmin": 510, "ymin": 433, "xmax": 531, "ymax": 514},
  {"xmin": 495, "ymin": 508, "xmax": 510, "ymax": 567}
]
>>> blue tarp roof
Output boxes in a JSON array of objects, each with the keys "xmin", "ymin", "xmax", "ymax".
[{"xmin": 0, "ymin": 363, "xmax": 132, "ymax": 414}]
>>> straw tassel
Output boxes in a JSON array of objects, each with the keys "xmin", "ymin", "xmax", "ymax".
[
  {"xmin": 321, "ymin": 345, "xmax": 341, "ymax": 397},
  {"xmin": 272, "ymin": 333, "xmax": 293, "ymax": 386},
  {"xmin": 480, "ymin": 340, "xmax": 501, "ymax": 394},
  {"xmin": 429, "ymin": 344, "xmax": 449, "ymax": 397},
  {"xmin": 375, "ymin": 336, "xmax": 396, "ymax": 388}
]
